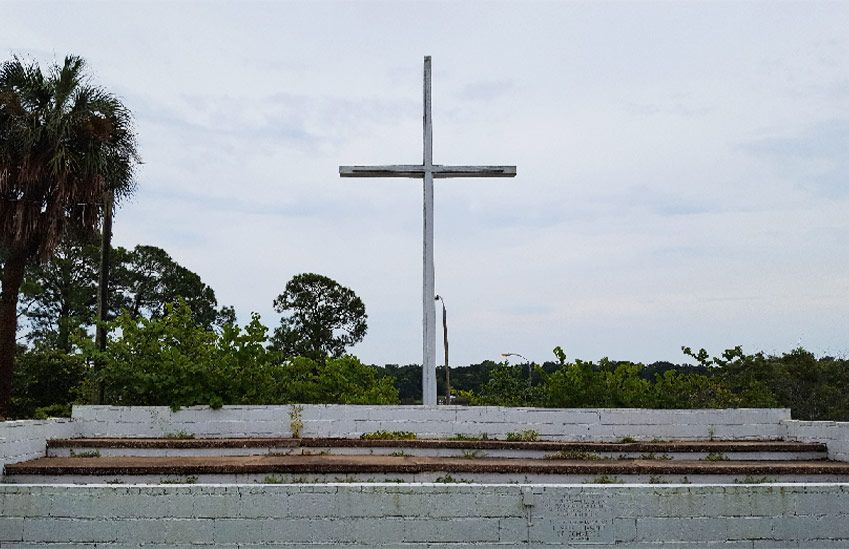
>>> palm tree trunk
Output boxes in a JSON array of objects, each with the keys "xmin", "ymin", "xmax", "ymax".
[
  {"xmin": 0, "ymin": 253, "xmax": 27, "ymax": 418},
  {"xmin": 94, "ymin": 189, "xmax": 114, "ymax": 404},
  {"xmin": 95, "ymin": 189, "xmax": 113, "ymax": 351},
  {"xmin": 57, "ymin": 302, "xmax": 72, "ymax": 353}
]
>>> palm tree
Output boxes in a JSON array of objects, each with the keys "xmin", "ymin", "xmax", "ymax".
[{"xmin": 0, "ymin": 55, "xmax": 138, "ymax": 416}]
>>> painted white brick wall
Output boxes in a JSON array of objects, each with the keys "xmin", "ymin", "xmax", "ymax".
[
  {"xmin": 0, "ymin": 419, "xmax": 76, "ymax": 477},
  {"xmin": 1, "ymin": 483, "xmax": 848, "ymax": 546},
  {"xmin": 72, "ymin": 405, "xmax": 791, "ymax": 441},
  {"xmin": 785, "ymin": 420, "xmax": 849, "ymax": 461}
]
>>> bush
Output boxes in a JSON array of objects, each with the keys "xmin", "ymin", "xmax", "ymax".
[
  {"xmin": 82, "ymin": 301, "xmax": 398, "ymax": 408},
  {"xmin": 545, "ymin": 360, "xmax": 654, "ymax": 408},
  {"xmin": 461, "ymin": 364, "xmax": 545, "ymax": 407},
  {"xmin": 11, "ymin": 350, "xmax": 86, "ymax": 418}
]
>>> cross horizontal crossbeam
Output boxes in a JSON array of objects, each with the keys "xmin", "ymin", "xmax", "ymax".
[
  {"xmin": 338, "ymin": 57, "xmax": 516, "ymax": 406},
  {"xmin": 339, "ymin": 165, "xmax": 517, "ymax": 178}
]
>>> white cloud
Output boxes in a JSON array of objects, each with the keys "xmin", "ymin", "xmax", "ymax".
[{"xmin": 3, "ymin": 1, "xmax": 849, "ymax": 365}]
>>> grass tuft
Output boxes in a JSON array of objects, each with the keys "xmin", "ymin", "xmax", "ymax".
[
  {"xmin": 360, "ymin": 431, "xmax": 417, "ymax": 441},
  {"xmin": 505, "ymin": 430, "xmax": 538, "ymax": 442}
]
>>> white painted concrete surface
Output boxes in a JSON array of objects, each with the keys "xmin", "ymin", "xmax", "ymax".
[
  {"xmin": 8, "ymin": 472, "xmax": 849, "ymax": 485},
  {"xmin": 71, "ymin": 405, "xmax": 792, "ymax": 441},
  {"xmin": 785, "ymin": 420, "xmax": 849, "ymax": 461},
  {"xmin": 1, "ymin": 483, "xmax": 848, "ymax": 546},
  {"xmin": 0, "ymin": 419, "xmax": 75, "ymax": 478}
]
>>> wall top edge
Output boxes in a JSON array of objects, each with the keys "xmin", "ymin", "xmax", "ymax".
[
  {"xmin": 70, "ymin": 405, "xmax": 792, "ymax": 413},
  {"xmin": 2, "ymin": 482, "xmax": 848, "ymax": 490},
  {"xmin": 0, "ymin": 418, "xmax": 73, "ymax": 427},
  {"xmin": 785, "ymin": 419, "xmax": 849, "ymax": 427}
]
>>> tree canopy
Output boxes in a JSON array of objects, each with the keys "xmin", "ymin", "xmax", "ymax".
[
  {"xmin": 17, "ymin": 230, "xmax": 99, "ymax": 352},
  {"xmin": 17, "ymin": 236, "xmax": 227, "ymax": 351},
  {"xmin": 111, "ymin": 244, "xmax": 223, "ymax": 329},
  {"xmin": 0, "ymin": 54, "xmax": 139, "ymax": 416},
  {"xmin": 271, "ymin": 273, "xmax": 367, "ymax": 361},
  {"xmin": 81, "ymin": 301, "xmax": 396, "ymax": 409}
]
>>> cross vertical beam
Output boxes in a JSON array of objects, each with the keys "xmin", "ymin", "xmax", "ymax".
[
  {"xmin": 422, "ymin": 56, "xmax": 437, "ymax": 406},
  {"xmin": 338, "ymin": 57, "xmax": 516, "ymax": 406}
]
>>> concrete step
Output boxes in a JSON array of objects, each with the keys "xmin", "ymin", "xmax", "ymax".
[
  {"xmin": 7, "ymin": 454, "xmax": 849, "ymax": 485},
  {"xmin": 45, "ymin": 437, "xmax": 829, "ymax": 461}
]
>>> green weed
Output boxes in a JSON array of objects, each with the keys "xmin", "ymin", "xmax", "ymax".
[
  {"xmin": 639, "ymin": 453, "xmax": 672, "ymax": 461},
  {"xmin": 434, "ymin": 475, "xmax": 470, "ymax": 484},
  {"xmin": 161, "ymin": 476, "xmax": 198, "ymax": 484},
  {"xmin": 505, "ymin": 430, "xmax": 538, "ymax": 442},
  {"xmin": 289, "ymin": 404, "xmax": 304, "ymax": 439},
  {"xmin": 586, "ymin": 475, "xmax": 620, "ymax": 484},
  {"xmin": 163, "ymin": 431, "xmax": 194, "ymax": 440},
  {"xmin": 448, "ymin": 433, "xmax": 489, "ymax": 441},
  {"xmin": 69, "ymin": 450, "xmax": 100, "ymax": 458},
  {"xmin": 736, "ymin": 476, "xmax": 772, "ymax": 484},
  {"xmin": 545, "ymin": 450, "xmax": 606, "ymax": 461},
  {"xmin": 360, "ymin": 431, "xmax": 417, "ymax": 441}
]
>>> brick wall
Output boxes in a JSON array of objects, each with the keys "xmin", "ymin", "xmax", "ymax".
[
  {"xmin": 785, "ymin": 420, "xmax": 849, "ymax": 461},
  {"xmin": 72, "ymin": 405, "xmax": 791, "ymax": 441},
  {"xmin": 1, "ymin": 483, "xmax": 847, "ymax": 546},
  {"xmin": 0, "ymin": 419, "xmax": 76, "ymax": 477}
]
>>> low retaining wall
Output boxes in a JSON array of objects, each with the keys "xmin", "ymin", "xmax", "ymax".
[
  {"xmin": 785, "ymin": 420, "xmax": 849, "ymax": 461},
  {"xmin": 0, "ymin": 419, "xmax": 75, "ymax": 477},
  {"xmin": 1, "ymin": 483, "xmax": 848, "ymax": 546},
  {"xmin": 72, "ymin": 405, "xmax": 790, "ymax": 441}
]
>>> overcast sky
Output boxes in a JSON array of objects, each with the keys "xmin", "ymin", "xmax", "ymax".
[{"xmin": 4, "ymin": 1, "xmax": 849, "ymax": 366}]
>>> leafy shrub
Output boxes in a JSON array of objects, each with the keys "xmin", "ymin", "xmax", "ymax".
[
  {"xmin": 11, "ymin": 350, "xmax": 86, "ymax": 418},
  {"xmin": 460, "ymin": 364, "xmax": 545, "ymax": 407},
  {"xmin": 33, "ymin": 403, "xmax": 72, "ymax": 419},
  {"xmin": 82, "ymin": 301, "xmax": 398, "ymax": 408}
]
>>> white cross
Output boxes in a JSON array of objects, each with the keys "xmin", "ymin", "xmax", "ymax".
[{"xmin": 339, "ymin": 56, "xmax": 516, "ymax": 405}]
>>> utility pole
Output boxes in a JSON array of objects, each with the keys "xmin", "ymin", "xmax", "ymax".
[
  {"xmin": 435, "ymin": 295, "xmax": 450, "ymax": 403},
  {"xmin": 94, "ymin": 188, "xmax": 114, "ymax": 404}
]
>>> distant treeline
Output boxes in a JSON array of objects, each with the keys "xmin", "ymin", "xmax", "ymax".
[
  {"xmin": 379, "ymin": 346, "xmax": 849, "ymax": 422},
  {"xmin": 11, "ymin": 235, "xmax": 848, "ymax": 422},
  {"xmin": 12, "ymin": 334, "xmax": 849, "ymax": 422},
  {"xmin": 382, "ymin": 359, "xmax": 710, "ymax": 405}
]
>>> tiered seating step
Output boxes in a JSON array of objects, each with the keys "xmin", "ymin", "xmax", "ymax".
[
  {"xmin": 46, "ymin": 437, "xmax": 828, "ymax": 461},
  {"xmin": 7, "ymin": 453, "xmax": 848, "ymax": 485}
]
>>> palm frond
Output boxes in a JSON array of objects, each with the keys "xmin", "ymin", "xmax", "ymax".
[
  {"xmin": 0, "ymin": 54, "xmax": 139, "ymax": 262},
  {"xmin": 51, "ymin": 55, "xmax": 86, "ymax": 112}
]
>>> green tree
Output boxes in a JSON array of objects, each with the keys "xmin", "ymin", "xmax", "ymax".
[
  {"xmin": 382, "ymin": 363, "xmax": 422, "ymax": 404},
  {"xmin": 0, "ymin": 55, "xmax": 138, "ymax": 416},
  {"xmin": 271, "ymin": 273, "xmax": 367, "ymax": 360},
  {"xmin": 462, "ymin": 363, "xmax": 546, "ymax": 407},
  {"xmin": 11, "ymin": 349, "xmax": 86, "ymax": 418},
  {"xmin": 280, "ymin": 356, "xmax": 397, "ymax": 405},
  {"xmin": 17, "ymin": 239, "xmax": 226, "ymax": 351},
  {"xmin": 112, "ymin": 245, "xmax": 223, "ymax": 329},
  {"xmin": 83, "ymin": 300, "xmax": 395, "ymax": 407},
  {"xmin": 18, "ymin": 232, "xmax": 100, "ymax": 351},
  {"xmin": 85, "ymin": 301, "xmax": 220, "ymax": 407},
  {"xmin": 650, "ymin": 370, "xmax": 739, "ymax": 409},
  {"xmin": 708, "ymin": 346, "xmax": 778, "ymax": 408}
]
